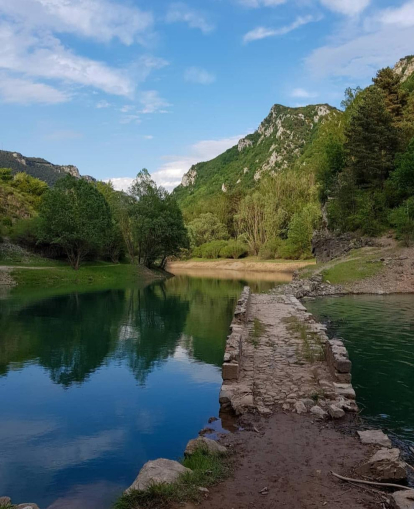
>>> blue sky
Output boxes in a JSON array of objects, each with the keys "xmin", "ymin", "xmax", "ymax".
[{"xmin": 0, "ymin": 0, "xmax": 413, "ymax": 190}]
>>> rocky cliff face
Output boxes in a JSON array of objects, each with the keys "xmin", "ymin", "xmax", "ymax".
[
  {"xmin": 394, "ymin": 55, "xmax": 414, "ymax": 82},
  {"xmin": 0, "ymin": 150, "xmax": 86, "ymax": 186},
  {"xmin": 177, "ymin": 103, "xmax": 339, "ymax": 203}
]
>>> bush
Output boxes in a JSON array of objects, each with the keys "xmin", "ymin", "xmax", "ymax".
[
  {"xmin": 10, "ymin": 217, "xmax": 40, "ymax": 249},
  {"xmin": 280, "ymin": 204, "xmax": 321, "ymax": 259},
  {"xmin": 219, "ymin": 240, "xmax": 248, "ymax": 259},
  {"xmin": 192, "ymin": 240, "xmax": 228, "ymax": 259},
  {"xmin": 389, "ymin": 198, "xmax": 414, "ymax": 246},
  {"xmin": 258, "ymin": 238, "xmax": 283, "ymax": 259}
]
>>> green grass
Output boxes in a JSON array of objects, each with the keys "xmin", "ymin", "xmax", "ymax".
[
  {"xmin": 321, "ymin": 258, "xmax": 383, "ymax": 285},
  {"xmin": 9, "ymin": 262, "xmax": 155, "ymax": 290},
  {"xmin": 249, "ymin": 317, "xmax": 266, "ymax": 348},
  {"xmin": 114, "ymin": 449, "xmax": 232, "ymax": 509},
  {"xmin": 283, "ymin": 315, "xmax": 324, "ymax": 363}
]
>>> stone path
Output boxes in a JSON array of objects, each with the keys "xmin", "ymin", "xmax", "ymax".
[{"xmin": 220, "ymin": 292, "xmax": 357, "ymax": 418}]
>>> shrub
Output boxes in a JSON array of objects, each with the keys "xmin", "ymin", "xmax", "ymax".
[
  {"xmin": 389, "ymin": 197, "xmax": 414, "ymax": 246},
  {"xmin": 192, "ymin": 240, "xmax": 228, "ymax": 259},
  {"xmin": 10, "ymin": 217, "xmax": 40, "ymax": 249},
  {"xmin": 280, "ymin": 204, "xmax": 321, "ymax": 259},
  {"xmin": 258, "ymin": 238, "xmax": 282, "ymax": 259},
  {"xmin": 219, "ymin": 240, "xmax": 248, "ymax": 259}
]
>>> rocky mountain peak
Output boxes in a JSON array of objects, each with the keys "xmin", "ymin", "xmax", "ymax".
[{"xmin": 394, "ymin": 55, "xmax": 414, "ymax": 82}]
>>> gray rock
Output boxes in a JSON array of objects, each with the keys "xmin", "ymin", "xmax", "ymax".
[
  {"xmin": 357, "ymin": 430, "xmax": 392, "ymax": 448},
  {"xmin": 0, "ymin": 498, "xmax": 11, "ymax": 507},
  {"xmin": 333, "ymin": 383, "xmax": 356, "ymax": 400},
  {"xmin": 310, "ymin": 405, "xmax": 327, "ymax": 419},
  {"xmin": 390, "ymin": 489, "xmax": 414, "ymax": 509},
  {"xmin": 17, "ymin": 505, "xmax": 40, "ymax": 509},
  {"xmin": 294, "ymin": 401, "xmax": 307, "ymax": 414},
  {"xmin": 125, "ymin": 459, "xmax": 192, "ymax": 493},
  {"xmin": 185, "ymin": 437, "xmax": 227, "ymax": 457},
  {"xmin": 357, "ymin": 448, "xmax": 407, "ymax": 482},
  {"xmin": 328, "ymin": 404, "xmax": 345, "ymax": 419}
]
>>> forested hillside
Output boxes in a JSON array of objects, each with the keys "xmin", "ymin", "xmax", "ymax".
[
  {"xmin": 0, "ymin": 150, "xmax": 89, "ymax": 186},
  {"xmin": 173, "ymin": 56, "xmax": 414, "ymax": 261}
]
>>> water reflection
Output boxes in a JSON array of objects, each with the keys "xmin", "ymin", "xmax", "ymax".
[{"xmin": 0, "ymin": 275, "xmax": 274, "ymax": 508}]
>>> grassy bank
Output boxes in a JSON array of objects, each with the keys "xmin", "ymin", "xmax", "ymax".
[{"xmin": 115, "ymin": 450, "xmax": 232, "ymax": 509}]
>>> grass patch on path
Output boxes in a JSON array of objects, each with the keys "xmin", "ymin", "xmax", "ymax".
[
  {"xmin": 248, "ymin": 317, "xmax": 266, "ymax": 348},
  {"xmin": 114, "ymin": 450, "xmax": 232, "ymax": 509}
]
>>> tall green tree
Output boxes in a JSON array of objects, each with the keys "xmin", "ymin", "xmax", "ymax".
[
  {"xmin": 38, "ymin": 176, "xmax": 112, "ymax": 269},
  {"xmin": 344, "ymin": 86, "xmax": 399, "ymax": 189}
]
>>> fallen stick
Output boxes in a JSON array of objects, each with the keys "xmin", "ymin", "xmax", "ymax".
[{"xmin": 331, "ymin": 471, "xmax": 412, "ymax": 491}]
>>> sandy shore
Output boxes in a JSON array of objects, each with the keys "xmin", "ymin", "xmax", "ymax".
[{"xmin": 167, "ymin": 259, "xmax": 314, "ymax": 275}]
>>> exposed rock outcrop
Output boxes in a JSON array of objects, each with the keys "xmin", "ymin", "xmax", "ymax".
[
  {"xmin": 125, "ymin": 459, "xmax": 192, "ymax": 493},
  {"xmin": 312, "ymin": 230, "xmax": 375, "ymax": 263},
  {"xmin": 394, "ymin": 56, "xmax": 414, "ymax": 82},
  {"xmin": 356, "ymin": 448, "xmax": 407, "ymax": 482},
  {"xmin": 184, "ymin": 437, "xmax": 227, "ymax": 457}
]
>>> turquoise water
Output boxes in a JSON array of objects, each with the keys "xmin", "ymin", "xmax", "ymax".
[
  {"xmin": 306, "ymin": 295, "xmax": 414, "ymax": 445},
  {"xmin": 0, "ymin": 276, "xmax": 273, "ymax": 508}
]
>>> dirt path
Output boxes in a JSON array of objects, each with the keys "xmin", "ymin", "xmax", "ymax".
[{"xmin": 196, "ymin": 413, "xmax": 381, "ymax": 509}]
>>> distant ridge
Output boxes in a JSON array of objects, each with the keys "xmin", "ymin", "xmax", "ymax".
[{"xmin": 0, "ymin": 149, "xmax": 95, "ymax": 186}]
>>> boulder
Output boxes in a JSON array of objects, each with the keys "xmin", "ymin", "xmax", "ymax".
[
  {"xmin": 294, "ymin": 401, "xmax": 307, "ymax": 414},
  {"xmin": 328, "ymin": 404, "xmax": 345, "ymax": 419},
  {"xmin": 310, "ymin": 406, "xmax": 327, "ymax": 419},
  {"xmin": 185, "ymin": 437, "xmax": 227, "ymax": 457},
  {"xmin": 357, "ymin": 430, "xmax": 392, "ymax": 448},
  {"xmin": 0, "ymin": 498, "xmax": 11, "ymax": 507},
  {"xmin": 17, "ymin": 505, "xmax": 40, "ymax": 509},
  {"xmin": 357, "ymin": 448, "xmax": 407, "ymax": 482},
  {"xmin": 125, "ymin": 459, "xmax": 192, "ymax": 493},
  {"xmin": 390, "ymin": 489, "xmax": 414, "ymax": 509}
]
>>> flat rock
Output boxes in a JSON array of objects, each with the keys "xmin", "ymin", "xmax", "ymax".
[
  {"xmin": 125, "ymin": 459, "xmax": 192, "ymax": 493},
  {"xmin": 310, "ymin": 405, "xmax": 327, "ymax": 419},
  {"xmin": 0, "ymin": 498, "xmax": 11, "ymax": 507},
  {"xmin": 17, "ymin": 505, "xmax": 40, "ymax": 509},
  {"xmin": 357, "ymin": 430, "xmax": 392, "ymax": 448},
  {"xmin": 328, "ymin": 404, "xmax": 345, "ymax": 419},
  {"xmin": 294, "ymin": 401, "xmax": 307, "ymax": 414},
  {"xmin": 185, "ymin": 437, "xmax": 227, "ymax": 457},
  {"xmin": 390, "ymin": 489, "xmax": 414, "ymax": 509},
  {"xmin": 357, "ymin": 448, "xmax": 407, "ymax": 482}
]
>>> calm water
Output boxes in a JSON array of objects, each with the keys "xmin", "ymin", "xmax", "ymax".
[
  {"xmin": 306, "ymin": 295, "xmax": 414, "ymax": 445},
  {"xmin": 0, "ymin": 275, "xmax": 274, "ymax": 508}
]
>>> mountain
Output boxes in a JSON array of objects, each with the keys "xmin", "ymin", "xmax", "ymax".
[
  {"xmin": 174, "ymin": 103, "xmax": 341, "ymax": 209},
  {"xmin": 0, "ymin": 150, "xmax": 95, "ymax": 186}
]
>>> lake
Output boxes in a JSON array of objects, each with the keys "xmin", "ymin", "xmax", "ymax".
[
  {"xmin": 306, "ymin": 294, "xmax": 414, "ymax": 446},
  {"xmin": 0, "ymin": 274, "xmax": 274, "ymax": 508}
]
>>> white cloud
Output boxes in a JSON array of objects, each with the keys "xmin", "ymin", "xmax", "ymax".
[
  {"xmin": 0, "ymin": 75, "xmax": 69, "ymax": 104},
  {"xmin": 0, "ymin": 0, "xmax": 153, "ymax": 45},
  {"xmin": 243, "ymin": 15, "xmax": 318, "ymax": 43},
  {"xmin": 306, "ymin": 1, "xmax": 414, "ymax": 81},
  {"xmin": 139, "ymin": 90, "xmax": 171, "ymax": 114},
  {"xmin": 379, "ymin": 0, "xmax": 414, "ymax": 27},
  {"xmin": 0, "ymin": 23, "xmax": 135, "ymax": 98},
  {"xmin": 166, "ymin": 3, "xmax": 214, "ymax": 33},
  {"xmin": 119, "ymin": 114, "xmax": 141, "ymax": 125},
  {"xmin": 144, "ymin": 135, "xmax": 154, "ymax": 139},
  {"xmin": 184, "ymin": 67, "xmax": 216, "ymax": 85},
  {"xmin": 319, "ymin": 0, "xmax": 370, "ymax": 16},
  {"xmin": 105, "ymin": 134, "xmax": 245, "ymax": 192},
  {"xmin": 96, "ymin": 100, "xmax": 110, "ymax": 109},
  {"xmin": 152, "ymin": 134, "xmax": 245, "ymax": 190},
  {"xmin": 291, "ymin": 87, "xmax": 318, "ymax": 98}
]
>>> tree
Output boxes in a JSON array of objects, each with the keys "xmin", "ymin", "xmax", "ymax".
[
  {"xmin": 344, "ymin": 87, "xmax": 399, "ymax": 188},
  {"xmin": 38, "ymin": 176, "xmax": 112, "ymax": 269},
  {"xmin": 341, "ymin": 86, "xmax": 363, "ymax": 110},
  {"xmin": 373, "ymin": 67, "xmax": 407, "ymax": 122},
  {"xmin": 187, "ymin": 213, "xmax": 229, "ymax": 247},
  {"xmin": 129, "ymin": 170, "xmax": 189, "ymax": 268},
  {"xmin": 391, "ymin": 137, "xmax": 414, "ymax": 199},
  {"xmin": 0, "ymin": 168, "xmax": 13, "ymax": 182},
  {"xmin": 236, "ymin": 192, "xmax": 266, "ymax": 255}
]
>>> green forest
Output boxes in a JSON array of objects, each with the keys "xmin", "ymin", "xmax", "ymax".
[{"xmin": 1, "ymin": 59, "xmax": 414, "ymax": 269}]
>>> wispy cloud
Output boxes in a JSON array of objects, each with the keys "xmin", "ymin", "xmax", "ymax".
[
  {"xmin": 166, "ymin": 3, "xmax": 215, "ymax": 34},
  {"xmin": 184, "ymin": 67, "xmax": 216, "ymax": 85},
  {"xmin": 291, "ymin": 88, "xmax": 318, "ymax": 98},
  {"xmin": 0, "ymin": 74, "xmax": 69, "ymax": 104},
  {"xmin": 43, "ymin": 129, "xmax": 82, "ymax": 141},
  {"xmin": 236, "ymin": 0, "xmax": 286, "ymax": 7},
  {"xmin": 319, "ymin": 0, "xmax": 370, "ymax": 17},
  {"xmin": 144, "ymin": 135, "xmax": 154, "ymax": 139},
  {"xmin": 139, "ymin": 90, "xmax": 171, "ymax": 114},
  {"xmin": 0, "ymin": 0, "xmax": 153, "ymax": 45},
  {"xmin": 96, "ymin": 100, "xmax": 110, "ymax": 109},
  {"xmin": 243, "ymin": 15, "xmax": 319, "ymax": 43},
  {"xmin": 306, "ymin": 0, "xmax": 414, "ymax": 79}
]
